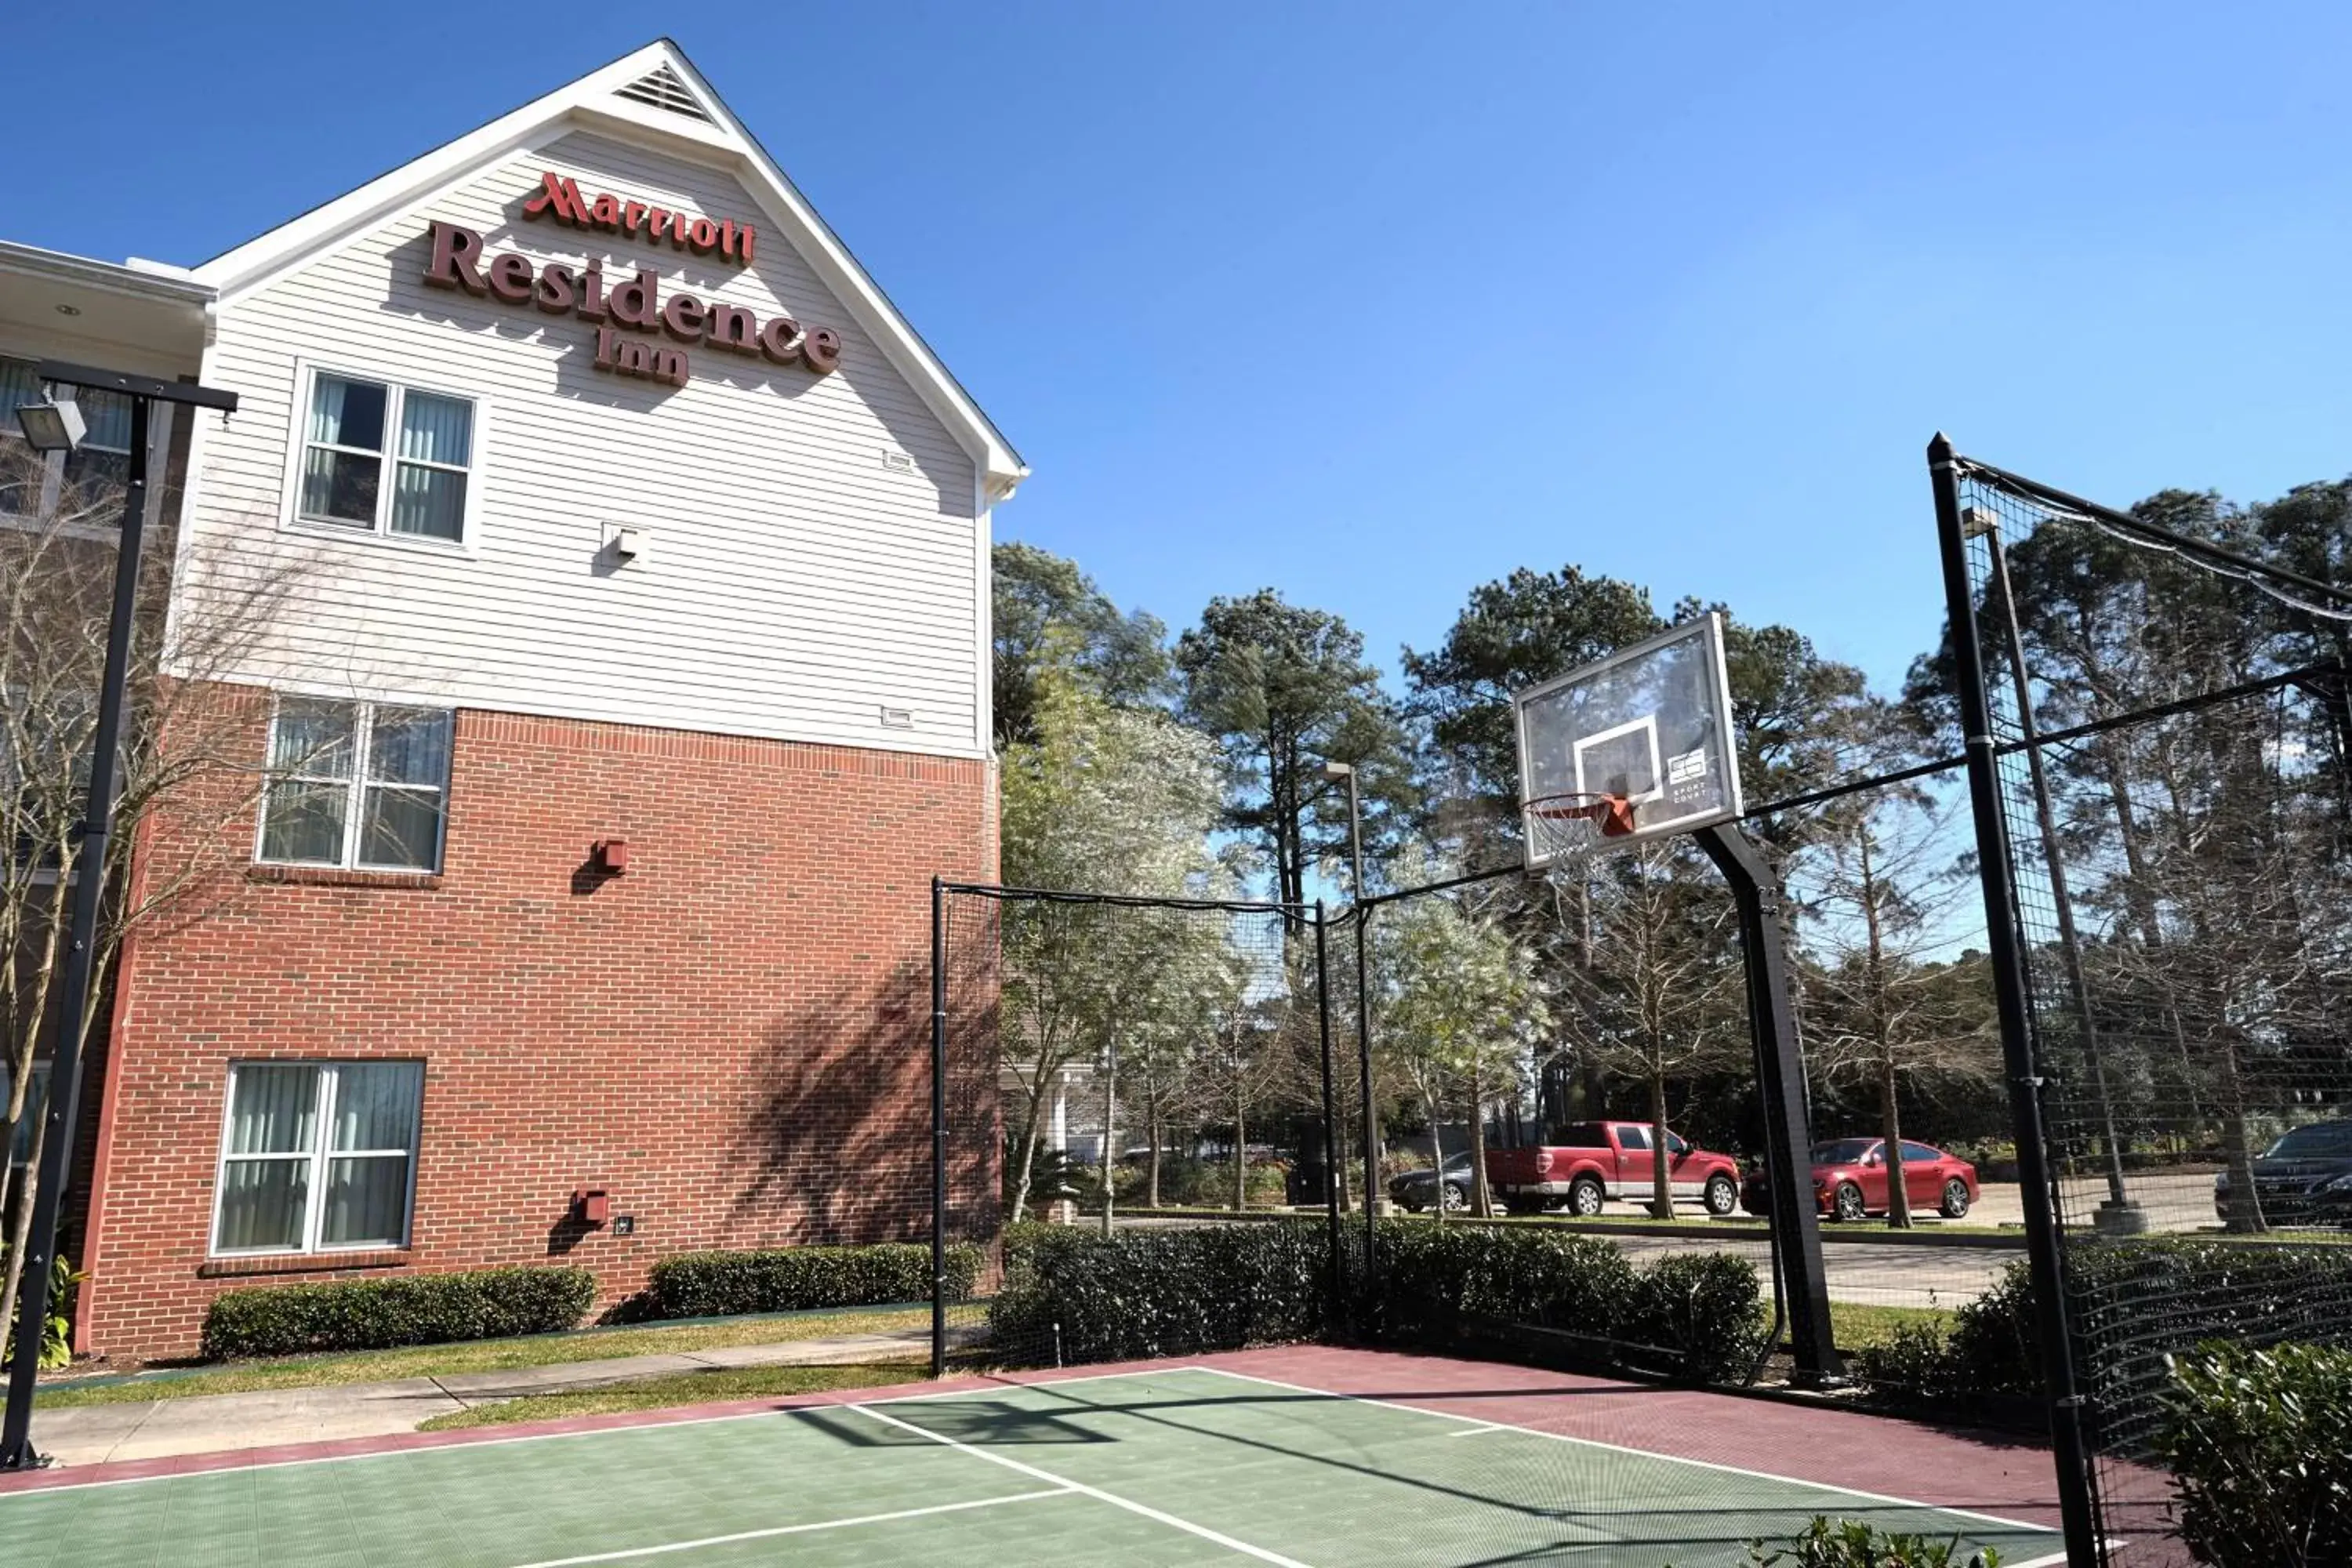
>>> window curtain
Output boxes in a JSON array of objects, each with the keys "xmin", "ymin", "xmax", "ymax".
[
  {"xmin": 322, "ymin": 1063, "xmax": 421, "ymax": 1247},
  {"xmin": 390, "ymin": 391, "xmax": 470, "ymax": 540}
]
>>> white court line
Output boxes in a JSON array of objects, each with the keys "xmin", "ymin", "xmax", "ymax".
[
  {"xmin": 0, "ymin": 1370, "xmax": 1155, "ymax": 1496},
  {"xmin": 1444, "ymin": 1422, "xmax": 1509, "ymax": 1438},
  {"xmin": 501, "ymin": 1489, "xmax": 1073, "ymax": 1568},
  {"xmin": 1182, "ymin": 1365, "xmax": 2061, "ymax": 1538},
  {"xmin": 851, "ymin": 1400, "xmax": 1316, "ymax": 1568}
]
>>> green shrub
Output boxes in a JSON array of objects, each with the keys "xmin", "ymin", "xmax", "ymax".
[
  {"xmin": 2158, "ymin": 1341, "xmax": 2352, "ymax": 1568},
  {"xmin": 1851, "ymin": 1240, "xmax": 2352, "ymax": 1443},
  {"xmin": 1109, "ymin": 1156, "xmax": 1290, "ymax": 1210},
  {"xmin": 201, "ymin": 1266, "xmax": 594, "ymax": 1359},
  {"xmin": 988, "ymin": 1219, "xmax": 1764, "ymax": 1380},
  {"xmin": 1, "ymin": 1249, "xmax": 82, "ymax": 1370},
  {"xmin": 1626, "ymin": 1250, "xmax": 1768, "ymax": 1382},
  {"xmin": 1362, "ymin": 1221, "xmax": 1635, "ymax": 1346},
  {"xmin": 1748, "ymin": 1515, "xmax": 2004, "ymax": 1567},
  {"xmin": 989, "ymin": 1221, "xmax": 1327, "ymax": 1363},
  {"xmin": 645, "ymin": 1242, "xmax": 982, "ymax": 1319}
]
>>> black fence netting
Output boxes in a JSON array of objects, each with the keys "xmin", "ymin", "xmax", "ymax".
[
  {"xmin": 1951, "ymin": 452, "xmax": 2352, "ymax": 1566},
  {"xmin": 931, "ymin": 885, "xmax": 1334, "ymax": 1370}
]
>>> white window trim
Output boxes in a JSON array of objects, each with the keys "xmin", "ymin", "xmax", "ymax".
[
  {"xmin": 277, "ymin": 358, "xmax": 486, "ymax": 554},
  {"xmin": 252, "ymin": 694, "xmax": 453, "ymax": 873},
  {"xmin": 208, "ymin": 1061, "xmax": 423, "ymax": 1258}
]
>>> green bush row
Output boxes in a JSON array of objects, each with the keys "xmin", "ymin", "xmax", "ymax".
[
  {"xmin": 989, "ymin": 1219, "xmax": 1764, "ymax": 1379},
  {"xmin": 1849, "ymin": 1238, "xmax": 2352, "ymax": 1446},
  {"xmin": 201, "ymin": 1266, "xmax": 595, "ymax": 1359},
  {"xmin": 645, "ymin": 1242, "xmax": 982, "ymax": 1319},
  {"xmin": 2159, "ymin": 1340, "xmax": 2352, "ymax": 1568}
]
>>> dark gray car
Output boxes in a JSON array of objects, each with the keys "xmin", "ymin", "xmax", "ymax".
[
  {"xmin": 1389, "ymin": 1152, "xmax": 1477, "ymax": 1214},
  {"xmin": 2215, "ymin": 1120, "xmax": 2352, "ymax": 1227}
]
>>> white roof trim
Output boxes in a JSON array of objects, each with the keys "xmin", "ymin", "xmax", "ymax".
[
  {"xmin": 190, "ymin": 39, "xmax": 1026, "ymax": 499},
  {"xmin": 0, "ymin": 240, "xmax": 216, "ymax": 307}
]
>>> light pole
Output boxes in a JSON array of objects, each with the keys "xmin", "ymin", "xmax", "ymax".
[{"xmin": 2, "ymin": 361, "xmax": 238, "ymax": 1472}]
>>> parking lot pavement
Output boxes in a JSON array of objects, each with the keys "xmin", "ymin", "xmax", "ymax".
[{"xmin": 1603, "ymin": 1232, "xmax": 2016, "ymax": 1312}]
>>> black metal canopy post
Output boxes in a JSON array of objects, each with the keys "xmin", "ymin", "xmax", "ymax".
[
  {"xmin": 1929, "ymin": 433, "xmax": 2103, "ymax": 1567},
  {"xmin": 1693, "ymin": 822, "xmax": 1844, "ymax": 1386},
  {"xmin": 1354, "ymin": 905, "xmax": 1378, "ymax": 1296},
  {"xmin": 929, "ymin": 877, "xmax": 949, "ymax": 1380},
  {"xmin": 1312, "ymin": 902, "xmax": 1343, "ymax": 1323},
  {"xmin": 2, "ymin": 361, "xmax": 235, "ymax": 1470}
]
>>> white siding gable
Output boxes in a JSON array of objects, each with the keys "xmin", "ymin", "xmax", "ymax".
[{"xmin": 176, "ymin": 130, "xmax": 988, "ymax": 758}]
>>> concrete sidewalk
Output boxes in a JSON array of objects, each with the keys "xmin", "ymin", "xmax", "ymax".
[{"xmin": 31, "ymin": 1325, "xmax": 939, "ymax": 1468}]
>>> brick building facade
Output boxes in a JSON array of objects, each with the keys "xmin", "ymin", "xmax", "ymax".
[{"xmin": 2, "ymin": 42, "xmax": 1021, "ymax": 1358}]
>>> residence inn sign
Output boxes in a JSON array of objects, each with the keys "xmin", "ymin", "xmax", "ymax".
[{"xmin": 423, "ymin": 169, "xmax": 844, "ymax": 388}]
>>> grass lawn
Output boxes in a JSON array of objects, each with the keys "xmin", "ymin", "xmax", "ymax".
[
  {"xmin": 414, "ymin": 1360, "xmax": 926, "ymax": 1431},
  {"xmin": 1828, "ymin": 1300, "xmax": 1954, "ymax": 1351},
  {"xmin": 38, "ymin": 1305, "xmax": 931, "ymax": 1410}
]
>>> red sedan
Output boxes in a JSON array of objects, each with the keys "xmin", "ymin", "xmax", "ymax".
[{"xmin": 1807, "ymin": 1138, "xmax": 1979, "ymax": 1221}]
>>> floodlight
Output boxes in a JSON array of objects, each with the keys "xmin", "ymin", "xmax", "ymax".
[
  {"xmin": 14, "ymin": 396, "xmax": 85, "ymax": 454},
  {"xmin": 1319, "ymin": 760, "xmax": 1355, "ymax": 780}
]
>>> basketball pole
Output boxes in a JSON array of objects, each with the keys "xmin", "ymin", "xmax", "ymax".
[{"xmin": 1693, "ymin": 823, "xmax": 1845, "ymax": 1387}]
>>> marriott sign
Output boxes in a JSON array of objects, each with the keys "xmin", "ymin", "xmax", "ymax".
[{"xmin": 421, "ymin": 171, "xmax": 842, "ymax": 389}]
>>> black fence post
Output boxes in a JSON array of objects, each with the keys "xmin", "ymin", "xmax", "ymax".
[
  {"xmin": 1354, "ymin": 904, "xmax": 1379, "ymax": 1294},
  {"xmin": 1929, "ymin": 432, "xmax": 2103, "ymax": 1567},
  {"xmin": 1695, "ymin": 822, "xmax": 1844, "ymax": 1386},
  {"xmin": 1313, "ymin": 901, "xmax": 1343, "ymax": 1324},
  {"xmin": 930, "ymin": 875, "xmax": 949, "ymax": 1381}
]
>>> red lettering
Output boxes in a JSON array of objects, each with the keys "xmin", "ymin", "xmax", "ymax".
[
  {"xmin": 579, "ymin": 257, "xmax": 608, "ymax": 321},
  {"xmin": 660, "ymin": 292, "xmax": 706, "ymax": 340},
  {"xmin": 739, "ymin": 225, "xmax": 757, "ymax": 265},
  {"xmin": 624, "ymin": 200, "xmax": 646, "ymax": 236},
  {"xmin": 535, "ymin": 262, "xmax": 578, "ymax": 314},
  {"xmin": 608, "ymin": 269, "xmax": 660, "ymax": 329},
  {"xmin": 646, "ymin": 207, "xmax": 670, "ymax": 242},
  {"xmin": 719, "ymin": 220, "xmax": 735, "ymax": 260},
  {"xmin": 487, "ymin": 252, "xmax": 535, "ymax": 303},
  {"xmin": 758, "ymin": 315, "xmax": 803, "ymax": 364},
  {"xmin": 520, "ymin": 172, "xmax": 590, "ymax": 225},
  {"xmin": 589, "ymin": 193, "xmax": 622, "ymax": 229},
  {"xmin": 703, "ymin": 302, "xmax": 759, "ymax": 353},
  {"xmin": 422, "ymin": 220, "xmax": 488, "ymax": 293},
  {"xmin": 800, "ymin": 326, "xmax": 843, "ymax": 374}
]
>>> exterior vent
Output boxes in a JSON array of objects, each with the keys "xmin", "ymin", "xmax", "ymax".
[{"xmin": 615, "ymin": 64, "xmax": 713, "ymax": 124}]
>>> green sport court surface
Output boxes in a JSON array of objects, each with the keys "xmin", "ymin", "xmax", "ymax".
[{"xmin": 3, "ymin": 1356, "xmax": 2067, "ymax": 1567}]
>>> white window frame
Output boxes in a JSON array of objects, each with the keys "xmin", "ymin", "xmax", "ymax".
[
  {"xmin": 252, "ymin": 695, "xmax": 453, "ymax": 873},
  {"xmin": 279, "ymin": 359, "xmax": 485, "ymax": 552},
  {"xmin": 208, "ymin": 1061, "xmax": 423, "ymax": 1258}
]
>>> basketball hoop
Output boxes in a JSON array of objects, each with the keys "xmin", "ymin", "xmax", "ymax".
[{"xmin": 1523, "ymin": 791, "xmax": 1635, "ymax": 873}]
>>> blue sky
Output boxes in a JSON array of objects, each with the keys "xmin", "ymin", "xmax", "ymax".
[{"xmin": 20, "ymin": 4, "xmax": 2352, "ymax": 695}]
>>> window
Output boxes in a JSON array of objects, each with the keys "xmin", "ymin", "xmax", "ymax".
[
  {"xmin": 297, "ymin": 370, "xmax": 475, "ymax": 543},
  {"xmin": 1616, "ymin": 1125, "xmax": 1652, "ymax": 1152},
  {"xmin": 1900, "ymin": 1142, "xmax": 1942, "ymax": 1165},
  {"xmin": 212, "ymin": 1062, "xmax": 423, "ymax": 1254},
  {"xmin": 7, "ymin": 1062, "xmax": 48, "ymax": 1167},
  {"xmin": 256, "ymin": 698, "xmax": 452, "ymax": 872}
]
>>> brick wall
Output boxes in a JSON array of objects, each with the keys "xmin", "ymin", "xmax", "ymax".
[{"xmin": 78, "ymin": 685, "xmax": 999, "ymax": 1358}]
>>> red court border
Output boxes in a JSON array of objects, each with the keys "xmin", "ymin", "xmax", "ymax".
[{"xmin": 0, "ymin": 1344, "xmax": 2182, "ymax": 1562}]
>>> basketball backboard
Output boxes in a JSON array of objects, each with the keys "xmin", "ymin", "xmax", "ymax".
[{"xmin": 1513, "ymin": 612, "xmax": 1743, "ymax": 867}]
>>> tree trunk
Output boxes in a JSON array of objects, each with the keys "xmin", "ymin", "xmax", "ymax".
[
  {"xmin": 1468, "ymin": 1058, "xmax": 1493, "ymax": 1218},
  {"xmin": 1881, "ymin": 1060, "xmax": 1912, "ymax": 1229},
  {"xmin": 1146, "ymin": 1094, "xmax": 1163, "ymax": 1210},
  {"xmin": 1648, "ymin": 1075, "xmax": 1674, "ymax": 1220},
  {"xmin": 0, "ymin": 1117, "xmax": 43, "ymax": 1364},
  {"xmin": 1232, "ymin": 1067, "xmax": 1247, "ymax": 1210},
  {"xmin": 1426, "ymin": 1092, "xmax": 1447, "ymax": 1225},
  {"xmin": 1007, "ymin": 1083, "xmax": 1047, "ymax": 1225},
  {"xmin": 1099, "ymin": 1046, "xmax": 1117, "ymax": 1237}
]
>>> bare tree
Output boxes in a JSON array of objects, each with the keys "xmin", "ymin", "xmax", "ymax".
[
  {"xmin": 1, "ymin": 438, "xmax": 307, "ymax": 1358},
  {"xmin": 1553, "ymin": 843, "xmax": 1741, "ymax": 1219}
]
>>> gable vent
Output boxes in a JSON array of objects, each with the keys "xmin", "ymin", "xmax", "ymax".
[{"xmin": 615, "ymin": 64, "xmax": 713, "ymax": 124}]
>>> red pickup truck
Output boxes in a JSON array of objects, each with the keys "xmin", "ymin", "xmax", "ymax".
[{"xmin": 1484, "ymin": 1120, "xmax": 1743, "ymax": 1218}]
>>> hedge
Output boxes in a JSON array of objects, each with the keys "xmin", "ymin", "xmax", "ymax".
[
  {"xmin": 2159, "ymin": 1340, "xmax": 2352, "ymax": 1568},
  {"xmin": 1849, "ymin": 1237, "xmax": 2352, "ymax": 1447},
  {"xmin": 201, "ymin": 1266, "xmax": 595, "ymax": 1359},
  {"xmin": 645, "ymin": 1242, "xmax": 982, "ymax": 1319},
  {"xmin": 987, "ymin": 1219, "xmax": 1764, "ymax": 1378}
]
